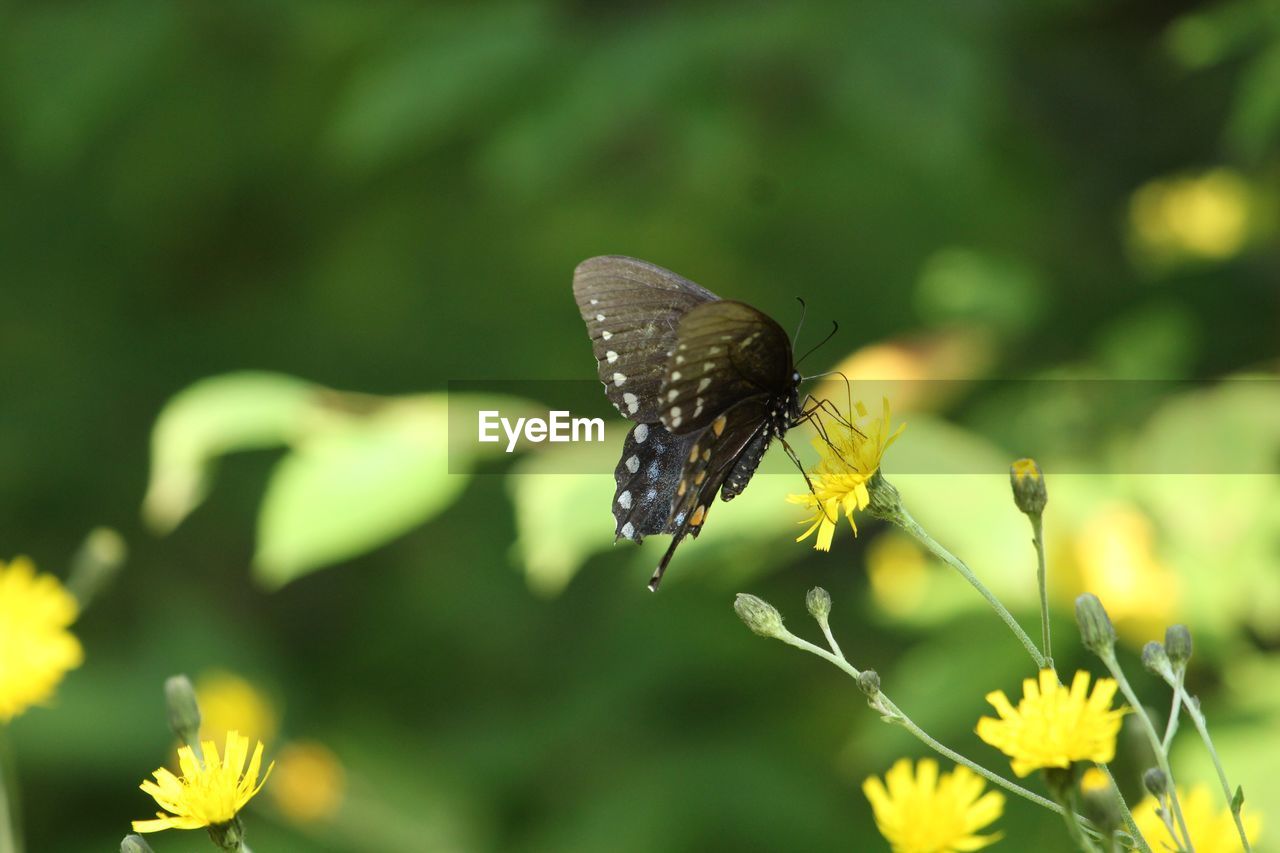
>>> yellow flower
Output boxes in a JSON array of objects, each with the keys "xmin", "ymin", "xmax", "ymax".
[
  {"xmin": 271, "ymin": 740, "xmax": 346, "ymax": 823},
  {"xmin": 196, "ymin": 669, "xmax": 279, "ymax": 746},
  {"xmin": 976, "ymin": 670, "xmax": 1125, "ymax": 777},
  {"xmin": 787, "ymin": 398, "xmax": 905, "ymax": 550},
  {"xmin": 1131, "ymin": 783, "xmax": 1261, "ymax": 853},
  {"xmin": 862, "ymin": 758, "xmax": 1004, "ymax": 853},
  {"xmin": 1079, "ymin": 767, "xmax": 1111, "ymax": 794},
  {"xmin": 0, "ymin": 556, "xmax": 83, "ymax": 722},
  {"xmin": 1071, "ymin": 506, "xmax": 1179, "ymax": 643},
  {"xmin": 133, "ymin": 731, "xmax": 273, "ymax": 833}
]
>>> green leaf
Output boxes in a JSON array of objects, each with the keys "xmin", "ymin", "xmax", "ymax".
[
  {"xmin": 253, "ymin": 395, "xmax": 463, "ymax": 588},
  {"xmin": 142, "ymin": 372, "xmax": 318, "ymax": 534}
]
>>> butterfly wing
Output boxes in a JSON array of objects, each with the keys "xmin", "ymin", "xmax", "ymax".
[
  {"xmin": 659, "ymin": 300, "xmax": 795, "ymax": 434},
  {"xmin": 611, "ymin": 422, "xmax": 698, "ymax": 543},
  {"xmin": 573, "ymin": 256, "xmax": 719, "ymax": 422},
  {"xmin": 646, "ymin": 396, "xmax": 775, "ymax": 590}
]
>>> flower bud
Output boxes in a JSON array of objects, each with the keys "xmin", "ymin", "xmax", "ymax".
[
  {"xmin": 1164, "ymin": 624, "xmax": 1193, "ymax": 668},
  {"xmin": 805, "ymin": 587, "xmax": 831, "ymax": 622},
  {"xmin": 1143, "ymin": 767, "xmax": 1168, "ymax": 797},
  {"xmin": 865, "ymin": 472, "xmax": 903, "ymax": 522},
  {"xmin": 1142, "ymin": 641, "xmax": 1172, "ymax": 679},
  {"xmin": 1078, "ymin": 767, "xmax": 1123, "ymax": 833},
  {"xmin": 1009, "ymin": 458, "xmax": 1047, "ymax": 516},
  {"xmin": 67, "ymin": 526, "xmax": 128, "ymax": 608},
  {"xmin": 858, "ymin": 669, "xmax": 881, "ymax": 697},
  {"xmin": 164, "ymin": 674, "xmax": 202, "ymax": 745},
  {"xmin": 121, "ymin": 835, "xmax": 156, "ymax": 853},
  {"xmin": 1075, "ymin": 593, "xmax": 1116, "ymax": 657},
  {"xmin": 734, "ymin": 594, "xmax": 785, "ymax": 639}
]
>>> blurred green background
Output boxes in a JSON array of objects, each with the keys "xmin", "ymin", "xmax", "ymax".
[{"xmin": 2, "ymin": 1, "xmax": 1278, "ymax": 850}]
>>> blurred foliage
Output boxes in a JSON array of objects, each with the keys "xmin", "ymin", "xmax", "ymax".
[{"xmin": 2, "ymin": 0, "xmax": 1278, "ymax": 851}]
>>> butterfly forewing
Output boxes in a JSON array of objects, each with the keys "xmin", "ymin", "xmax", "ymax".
[
  {"xmin": 573, "ymin": 256, "xmax": 718, "ymax": 422},
  {"xmin": 659, "ymin": 300, "xmax": 794, "ymax": 434}
]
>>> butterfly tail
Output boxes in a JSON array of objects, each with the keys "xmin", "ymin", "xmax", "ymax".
[{"xmin": 647, "ymin": 533, "xmax": 686, "ymax": 592}]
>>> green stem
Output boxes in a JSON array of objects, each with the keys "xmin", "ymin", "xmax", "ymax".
[
  {"xmin": 1029, "ymin": 513, "xmax": 1053, "ymax": 670},
  {"xmin": 775, "ymin": 631, "xmax": 1095, "ymax": 832},
  {"xmin": 1101, "ymin": 651, "xmax": 1194, "ymax": 853},
  {"xmin": 1172, "ymin": 683, "xmax": 1252, "ymax": 853},
  {"xmin": 0, "ymin": 729, "xmax": 21, "ymax": 853},
  {"xmin": 894, "ymin": 506, "xmax": 1046, "ymax": 669},
  {"xmin": 1047, "ymin": 778, "xmax": 1099, "ymax": 853},
  {"xmin": 1161, "ymin": 670, "xmax": 1183, "ymax": 753},
  {"xmin": 1099, "ymin": 764, "xmax": 1152, "ymax": 853}
]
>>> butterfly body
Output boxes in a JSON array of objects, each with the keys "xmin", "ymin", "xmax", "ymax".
[{"xmin": 573, "ymin": 256, "xmax": 803, "ymax": 589}]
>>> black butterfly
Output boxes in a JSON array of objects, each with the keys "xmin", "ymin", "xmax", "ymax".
[{"xmin": 573, "ymin": 255, "xmax": 808, "ymax": 590}]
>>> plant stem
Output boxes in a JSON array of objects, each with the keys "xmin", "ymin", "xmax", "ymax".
[
  {"xmin": 1029, "ymin": 513, "xmax": 1053, "ymax": 670},
  {"xmin": 1161, "ymin": 669, "xmax": 1182, "ymax": 753},
  {"xmin": 775, "ymin": 630, "xmax": 1096, "ymax": 832},
  {"xmin": 894, "ymin": 506, "xmax": 1046, "ymax": 669},
  {"xmin": 1172, "ymin": 683, "xmax": 1252, "ymax": 852},
  {"xmin": 1098, "ymin": 764, "xmax": 1152, "ymax": 853},
  {"xmin": 1047, "ymin": 780, "xmax": 1099, "ymax": 853},
  {"xmin": 0, "ymin": 729, "xmax": 20, "ymax": 853},
  {"xmin": 1101, "ymin": 651, "xmax": 1194, "ymax": 853}
]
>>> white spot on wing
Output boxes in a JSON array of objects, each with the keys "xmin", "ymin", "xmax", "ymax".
[
  {"xmin": 623, "ymin": 392, "xmax": 639, "ymax": 413},
  {"xmin": 667, "ymin": 389, "xmax": 679, "ymax": 402},
  {"xmin": 601, "ymin": 331, "xmax": 612, "ymax": 340},
  {"xmin": 670, "ymin": 371, "xmax": 682, "ymax": 381},
  {"xmin": 626, "ymin": 455, "xmax": 640, "ymax": 473},
  {"xmin": 596, "ymin": 313, "xmax": 606, "ymax": 321},
  {"xmin": 634, "ymin": 423, "xmax": 649, "ymax": 443},
  {"xmin": 606, "ymin": 350, "xmax": 618, "ymax": 363},
  {"xmin": 621, "ymin": 521, "xmax": 635, "ymax": 539},
  {"xmin": 613, "ymin": 373, "xmax": 627, "ymax": 386},
  {"xmin": 618, "ymin": 490, "xmax": 632, "ymax": 509},
  {"xmin": 698, "ymin": 377, "xmax": 712, "ymax": 392}
]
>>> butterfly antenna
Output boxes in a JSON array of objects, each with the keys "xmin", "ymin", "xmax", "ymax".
[
  {"xmin": 792, "ymin": 297, "xmax": 808, "ymax": 348},
  {"xmin": 796, "ymin": 320, "xmax": 839, "ymax": 368}
]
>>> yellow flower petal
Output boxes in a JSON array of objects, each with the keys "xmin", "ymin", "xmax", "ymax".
[
  {"xmin": 132, "ymin": 731, "xmax": 272, "ymax": 834},
  {"xmin": 863, "ymin": 758, "xmax": 1005, "ymax": 853},
  {"xmin": 976, "ymin": 669, "xmax": 1126, "ymax": 778},
  {"xmin": 0, "ymin": 557, "xmax": 83, "ymax": 721}
]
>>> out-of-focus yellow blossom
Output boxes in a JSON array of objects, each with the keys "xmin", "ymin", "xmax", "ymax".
[
  {"xmin": 133, "ymin": 731, "xmax": 273, "ymax": 833},
  {"xmin": 196, "ymin": 669, "xmax": 279, "ymax": 746},
  {"xmin": 866, "ymin": 533, "xmax": 932, "ymax": 617},
  {"xmin": 1079, "ymin": 767, "xmax": 1111, "ymax": 794},
  {"xmin": 976, "ymin": 670, "xmax": 1125, "ymax": 778},
  {"xmin": 862, "ymin": 758, "xmax": 1005, "ymax": 853},
  {"xmin": 1129, "ymin": 169, "xmax": 1252, "ymax": 263},
  {"xmin": 1071, "ymin": 506, "xmax": 1180, "ymax": 643},
  {"xmin": 270, "ymin": 740, "xmax": 346, "ymax": 823},
  {"xmin": 787, "ymin": 398, "xmax": 905, "ymax": 550},
  {"xmin": 0, "ymin": 556, "xmax": 83, "ymax": 722},
  {"xmin": 1131, "ymin": 783, "xmax": 1261, "ymax": 853}
]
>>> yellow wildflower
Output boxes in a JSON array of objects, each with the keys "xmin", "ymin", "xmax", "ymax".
[
  {"xmin": 271, "ymin": 740, "xmax": 346, "ymax": 823},
  {"xmin": 0, "ymin": 556, "xmax": 83, "ymax": 722},
  {"xmin": 1131, "ymin": 783, "xmax": 1261, "ymax": 853},
  {"xmin": 1079, "ymin": 767, "xmax": 1111, "ymax": 794},
  {"xmin": 862, "ymin": 758, "xmax": 1004, "ymax": 853},
  {"xmin": 787, "ymin": 398, "xmax": 904, "ymax": 550},
  {"xmin": 976, "ymin": 670, "xmax": 1125, "ymax": 777},
  {"xmin": 1071, "ymin": 506, "xmax": 1179, "ymax": 643},
  {"xmin": 196, "ymin": 669, "xmax": 279, "ymax": 746},
  {"xmin": 133, "ymin": 731, "xmax": 273, "ymax": 833}
]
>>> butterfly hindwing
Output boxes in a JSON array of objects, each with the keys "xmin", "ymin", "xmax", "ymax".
[
  {"xmin": 659, "ymin": 300, "xmax": 794, "ymax": 434},
  {"xmin": 573, "ymin": 256, "xmax": 719, "ymax": 423},
  {"xmin": 646, "ymin": 397, "xmax": 775, "ymax": 589},
  {"xmin": 612, "ymin": 422, "xmax": 697, "ymax": 543}
]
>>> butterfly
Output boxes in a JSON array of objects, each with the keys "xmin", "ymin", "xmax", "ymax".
[{"xmin": 574, "ymin": 255, "xmax": 813, "ymax": 590}]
